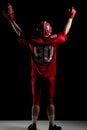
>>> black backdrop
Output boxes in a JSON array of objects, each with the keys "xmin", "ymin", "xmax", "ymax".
[{"xmin": 0, "ymin": 0, "xmax": 86, "ymax": 120}]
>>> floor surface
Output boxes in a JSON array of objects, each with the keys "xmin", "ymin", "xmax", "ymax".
[{"xmin": 0, "ymin": 121, "xmax": 87, "ymax": 130}]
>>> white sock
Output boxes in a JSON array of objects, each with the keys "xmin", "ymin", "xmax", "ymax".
[
  {"xmin": 32, "ymin": 115, "xmax": 38, "ymax": 124},
  {"xmin": 48, "ymin": 115, "xmax": 55, "ymax": 126}
]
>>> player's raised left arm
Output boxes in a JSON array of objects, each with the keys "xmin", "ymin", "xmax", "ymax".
[
  {"xmin": 63, "ymin": 6, "xmax": 77, "ymax": 34},
  {"xmin": 2, "ymin": 3, "xmax": 23, "ymax": 37}
]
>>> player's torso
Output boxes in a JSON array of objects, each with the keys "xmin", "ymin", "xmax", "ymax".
[
  {"xmin": 29, "ymin": 37, "xmax": 58, "ymax": 65},
  {"xmin": 29, "ymin": 35, "xmax": 64, "ymax": 76}
]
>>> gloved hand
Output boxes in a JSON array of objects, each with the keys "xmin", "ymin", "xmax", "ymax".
[
  {"xmin": 68, "ymin": 6, "xmax": 77, "ymax": 18},
  {"xmin": 2, "ymin": 3, "xmax": 14, "ymax": 21}
]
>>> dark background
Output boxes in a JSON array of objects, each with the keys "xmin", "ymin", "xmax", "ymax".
[{"xmin": 0, "ymin": 0, "xmax": 86, "ymax": 120}]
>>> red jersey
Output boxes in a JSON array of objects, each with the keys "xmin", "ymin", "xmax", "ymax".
[{"xmin": 18, "ymin": 32, "xmax": 67, "ymax": 78}]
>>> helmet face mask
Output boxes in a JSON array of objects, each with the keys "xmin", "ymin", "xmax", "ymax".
[{"xmin": 37, "ymin": 21, "xmax": 52, "ymax": 38}]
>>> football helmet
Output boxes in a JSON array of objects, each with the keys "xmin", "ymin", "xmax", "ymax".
[{"xmin": 37, "ymin": 21, "xmax": 52, "ymax": 37}]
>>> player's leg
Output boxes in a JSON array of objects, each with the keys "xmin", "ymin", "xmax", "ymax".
[
  {"xmin": 46, "ymin": 77, "xmax": 55, "ymax": 127},
  {"xmin": 28, "ymin": 75, "xmax": 41, "ymax": 130},
  {"xmin": 46, "ymin": 77, "xmax": 61, "ymax": 130},
  {"xmin": 28, "ymin": 105, "xmax": 40, "ymax": 130},
  {"xmin": 47, "ymin": 104, "xmax": 55, "ymax": 126}
]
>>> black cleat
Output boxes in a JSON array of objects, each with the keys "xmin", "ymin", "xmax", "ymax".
[
  {"xmin": 28, "ymin": 123, "xmax": 37, "ymax": 130},
  {"xmin": 49, "ymin": 124, "xmax": 62, "ymax": 130}
]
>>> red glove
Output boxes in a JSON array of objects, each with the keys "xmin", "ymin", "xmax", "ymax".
[
  {"xmin": 2, "ymin": 3, "xmax": 15, "ymax": 21},
  {"xmin": 68, "ymin": 7, "xmax": 77, "ymax": 18},
  {"xmin": 6, "ymin": 12, "xmax": 14, "ymax": 21}
]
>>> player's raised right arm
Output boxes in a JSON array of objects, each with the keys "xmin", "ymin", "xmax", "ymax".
[{"xmin": 2, "ymin": 3, "xmax": 23, "ymax": 37}]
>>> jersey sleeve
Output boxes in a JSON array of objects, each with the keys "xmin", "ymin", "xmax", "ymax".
[
  {"xmin": 18, "ymin": 34, "xmax": 29, "ymax": 46},
  {"xmin": 56, "ymin": 32, "xmax": 68, "ymax": 44}
]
